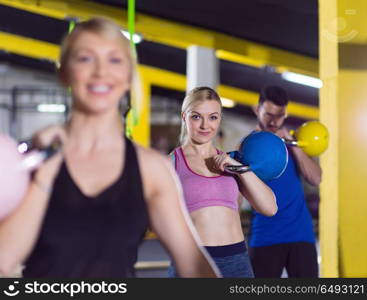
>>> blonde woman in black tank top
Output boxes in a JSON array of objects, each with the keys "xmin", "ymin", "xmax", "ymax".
[{"xmin": 0, "ymin": 18, "xmax": 218, "ymax": 278}]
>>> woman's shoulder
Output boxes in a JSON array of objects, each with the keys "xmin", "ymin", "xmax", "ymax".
[
  {"xmin": 133, "ymin": 143, "xmax": 172, "ymax": 170},
  {"xmin": 132, "ymin": 143, "xmax": 179, "ymax": 200}
]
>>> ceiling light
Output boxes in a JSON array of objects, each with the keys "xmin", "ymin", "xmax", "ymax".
[
  {"xmin": 37, "ymin": 104, "xmax": 66, "ymax": 113},
  {"xmin": 221, "ymin": 98, "xmax": 236, "ymax": 108},
  {"xmin": 281, "ymin": 72, "xmax": 323, "ymax": 88}
]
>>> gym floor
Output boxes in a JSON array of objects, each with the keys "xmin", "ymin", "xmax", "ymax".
[{"xmin": 135, "ymin": 239, "xmax": 170, "ymax": 278}]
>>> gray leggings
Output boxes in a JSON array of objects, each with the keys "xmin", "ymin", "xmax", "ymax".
[{"xmin": 168, "ymin": 241, "xmax": 254, "ymax": 278}]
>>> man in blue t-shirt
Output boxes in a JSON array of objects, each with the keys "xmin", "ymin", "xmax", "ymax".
[{"xmin": 248, "ymin": 86, "xmax": 321, "ymax": 277}]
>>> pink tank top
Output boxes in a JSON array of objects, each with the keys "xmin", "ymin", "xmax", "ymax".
[{"xmin": 174, "ymin": 148, "xmax": 239, "ymax": 213}]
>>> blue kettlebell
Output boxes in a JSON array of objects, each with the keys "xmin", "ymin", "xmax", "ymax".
[{"xmin": 226, "ymin": 131, "xmax": 288, "ymax": 181}]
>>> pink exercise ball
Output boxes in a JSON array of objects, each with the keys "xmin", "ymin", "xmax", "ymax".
[{"xmin": 0, "ymin": 134, "xmax": 30, "ymax": 220}]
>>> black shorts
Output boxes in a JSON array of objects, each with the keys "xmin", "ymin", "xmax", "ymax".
[{"xmin": 249, "ymin": 242, "xmax": 318, "ymax": 278}]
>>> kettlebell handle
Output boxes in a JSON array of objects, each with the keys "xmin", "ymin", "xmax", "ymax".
[
  {"xmin": 19, "ymin": 141, "xmax": 61, "ymax": 172},
  {"xmin": 281, "ymin": 129, "xmax": 301, "ymax": 146},
  {"xmin": 282, "ymin": 138, "xmax": 308, "ymax": 148},
  {"xmin": 224, "ymin": 164, "xmax": 251, "ymax": 174}
]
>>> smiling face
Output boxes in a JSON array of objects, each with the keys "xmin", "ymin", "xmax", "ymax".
[
  {"xmin": 183, "ymin": 100, "xmax": 222, "ymax": 144},
  {"xmin": 60, "ymin": 31, "xmax": 131, "ymax": 115}
]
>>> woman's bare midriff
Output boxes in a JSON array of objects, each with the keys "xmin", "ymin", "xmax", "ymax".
[{"xmin": 190, "ymin": 206, "xmax": 244, "ymax": 246}]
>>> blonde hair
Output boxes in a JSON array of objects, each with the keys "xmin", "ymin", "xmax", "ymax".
[
  {"xmin": 179, "ymin": 86, "xmax": 222, "ymax": 144},
  {"xmin": 58, "ymin": 17, "xmax": 136, "ymax": 85}
]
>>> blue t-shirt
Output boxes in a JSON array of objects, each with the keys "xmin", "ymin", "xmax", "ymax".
[{"xmin": 249, "ymin": 147, "xmax": 315, "ymax": 247}]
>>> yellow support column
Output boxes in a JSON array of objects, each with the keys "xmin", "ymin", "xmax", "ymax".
[
  {"xmin": 319, "ymin": 0, "xmax": 339, "ymax": 277},
  {"xmin": 337, "ymin": 0, "xmax": 367, "ymax": 277},
  {"xmin": 320, "ymin": 0, "xmax": 367, "ymax": 277},
  {"xmin": 128, "ymin": 67, "xmax": 151, "ymax": 147}
]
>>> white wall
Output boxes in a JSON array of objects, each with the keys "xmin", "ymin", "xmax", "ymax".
[
  {"xmin": 0, "ymin": 107, "xmax": 9, "ymax": 134},
  {"xmin": 0, "ymin": 63, "xmax": 65, "ymax": 139}
]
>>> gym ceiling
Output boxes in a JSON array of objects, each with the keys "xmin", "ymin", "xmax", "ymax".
[{"xmin": 0, "ymin": 0, "xmax": 319, "ymax": 125}]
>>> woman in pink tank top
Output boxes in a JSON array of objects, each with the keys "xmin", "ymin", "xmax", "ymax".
[{"xmin": 168, "ymin": 87, "xmax": 277, "ymax": 278}]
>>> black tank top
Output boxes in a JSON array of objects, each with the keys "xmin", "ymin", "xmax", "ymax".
[{"xmin": 24, "ymin": 137, "xmax": 149, "ymax": 277}]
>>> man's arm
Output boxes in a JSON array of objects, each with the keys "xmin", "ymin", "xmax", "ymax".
[
  {"xmin": 289, "ymin": 147, "xmax": 322, "ymax": 186},
  {"xmin": 278, "ymin": 127, "xmax": 321, "ymax": 186}
]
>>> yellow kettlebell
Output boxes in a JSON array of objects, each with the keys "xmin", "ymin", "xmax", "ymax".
[{"xmin": 288, "ymin": 121, "xmax": 329, "ymax": 156}]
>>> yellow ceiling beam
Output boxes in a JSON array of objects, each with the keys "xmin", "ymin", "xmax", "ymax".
[
  {"xmin": 287, "ymin": 101, "xmax": 319, "ymax": 120},
  {"xmin": 0, "ymin": 31, "xmax": 318, "ymax": 120},
  {"xmin": 216, "ymin": 50, "xmax": 318, "ymax": 79},
  {"xmin": 0, "ymin": 31, "xmax": 59, "ymax": 61},
  {"xmin": 141, "ymin": 65, "xmax": 319, "ymax": 120},
  {"xmin": 218, "ymin": 85, "xmax": 319, "ymax": 120},
  {"xmin": 218, "ymin": 85, "xmax": 259, "ymax": 107},
  {"xmin": 0, "ymin": 0, "xmax": 123, "ymax": 20},
  {"xmin": 0, "ymin": 0, "xmax": 318, "ymax": 76},
  {"xmin": 139, "ymin": 65, "xmax": 186, "ymax": 92}
]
